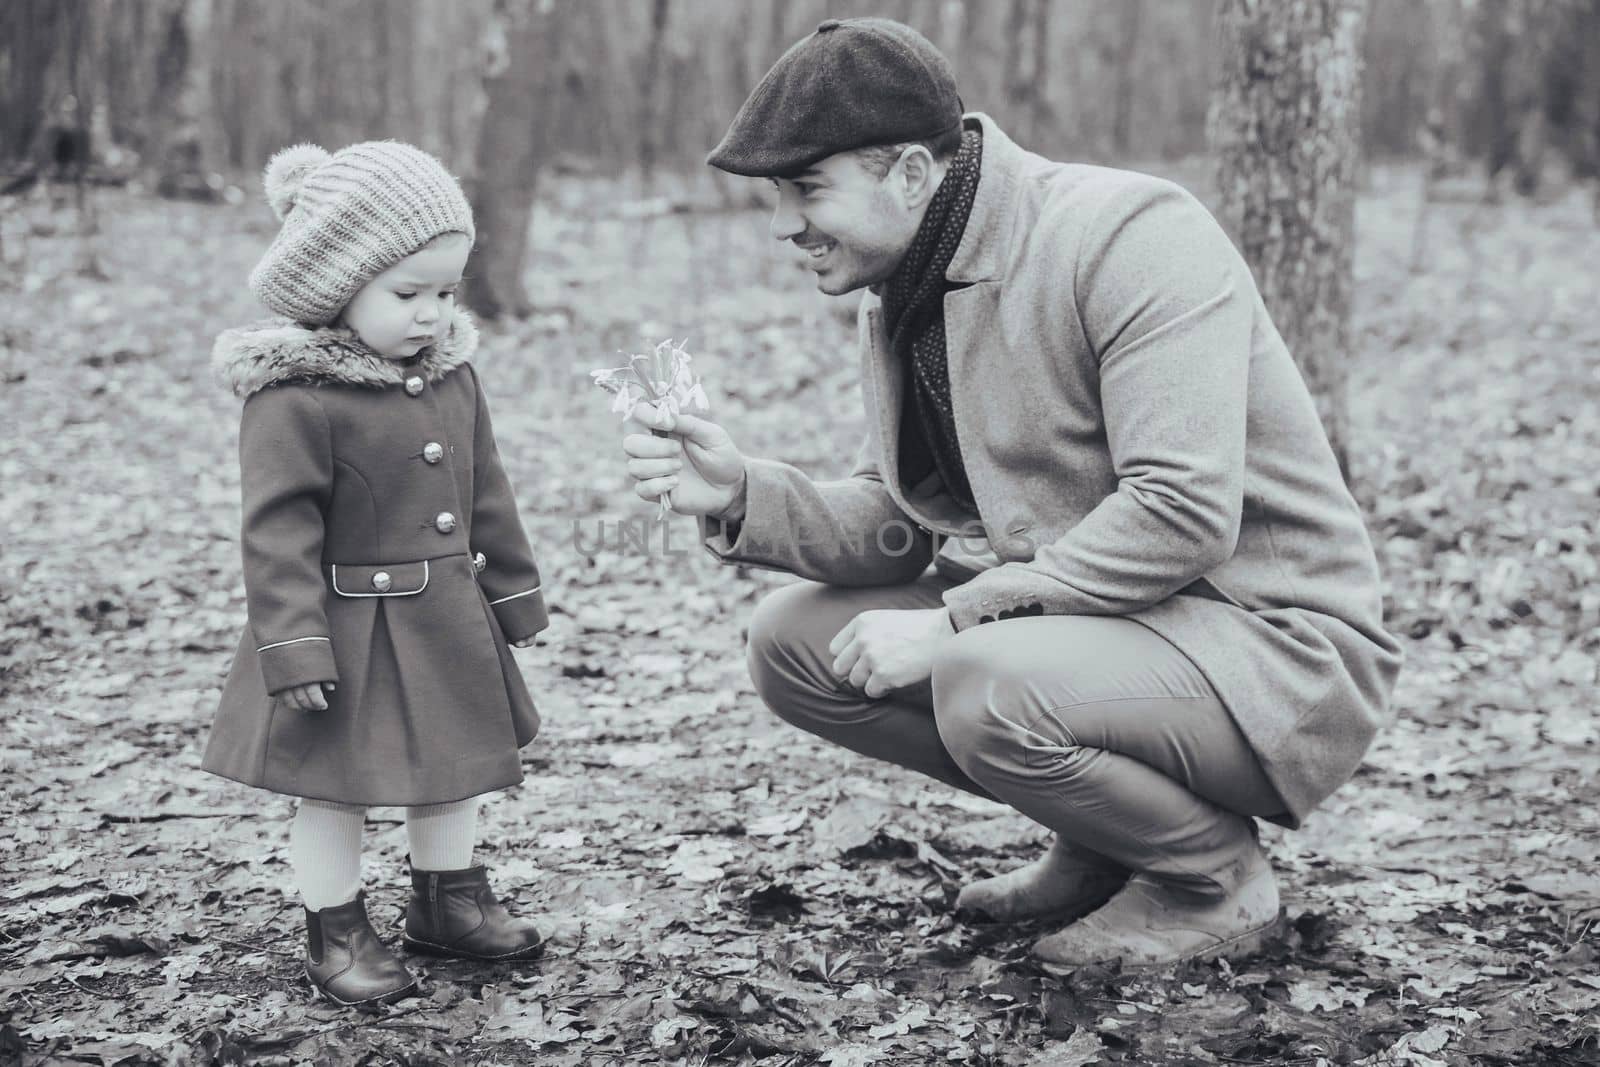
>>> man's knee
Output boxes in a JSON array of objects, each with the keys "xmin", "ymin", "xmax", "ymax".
[
  {"xmin": 931, "ymin": 625, "xmax": 1037, "ymax": 778},
  {"xmin": 745, "ymin": 581, "xmax": 836, "ymax": 713}
]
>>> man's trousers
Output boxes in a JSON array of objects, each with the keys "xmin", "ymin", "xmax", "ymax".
[{"xmin": 746, "ymin": 573, "xmax": 1288, "ymax": 897}]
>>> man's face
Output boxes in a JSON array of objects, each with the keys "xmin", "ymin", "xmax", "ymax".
[{"xmin": 768, "ymin": 149, "xmax": 925, "ymax": 296}]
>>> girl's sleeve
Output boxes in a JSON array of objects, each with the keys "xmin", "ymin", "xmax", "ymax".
[
  {"xmin": 467, "ymin": 366, "xmax": 550, "ymax": 643},
  {"xmin": 238, "ymin": 386, "xmax": 339, "ymax": 694}
]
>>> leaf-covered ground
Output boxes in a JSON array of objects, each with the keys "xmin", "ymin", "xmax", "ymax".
[{"xmin": 2, "ymin": 169, "xmax": 1598, "ymax": 1066}]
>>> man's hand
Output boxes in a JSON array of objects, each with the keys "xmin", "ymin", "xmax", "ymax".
[
  {"xmin": 511, "ymin": 636, "xmax": 537, "ymax": 648},
  {"xmin": 828, "ymin": 608, "xmax": 954, "ymax": 698},
  {"xmin": 281, "ymin": 681, "xmax": 335, "ymax": 711},
  {"xmin": 622, "ymin": 403, "xmax": 747, "ymax": 519}
]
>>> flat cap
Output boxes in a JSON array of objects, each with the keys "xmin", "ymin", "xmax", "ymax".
[{"xmin": 707, "ymin": 17, "xmax": 963, "ymax": 178}]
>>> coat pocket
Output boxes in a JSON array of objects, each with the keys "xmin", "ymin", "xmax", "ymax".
[{"xmin": 328, "ymin": 560, "xmax": 431, "ymax": 598}]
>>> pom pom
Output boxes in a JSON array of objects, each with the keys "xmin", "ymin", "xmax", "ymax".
[{"xmin": 262, "ymin": 143, "xmax": 330, "ymax": 220}]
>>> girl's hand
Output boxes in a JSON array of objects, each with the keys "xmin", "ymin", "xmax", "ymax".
[
  {"xmin": 511, "ymin": 637, "xmax": 537, "ymax": 648},
  {"xmin": 281, "ymin": 681, "xmax": 335, "ymax": 711}
]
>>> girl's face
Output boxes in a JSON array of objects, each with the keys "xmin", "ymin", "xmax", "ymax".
[{"xmin": 340, "ymin": 234, "xmax": 471, "ymax": 360}]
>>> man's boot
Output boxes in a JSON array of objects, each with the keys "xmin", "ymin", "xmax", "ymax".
[
  {"xmin": 304, "ymin": 892, "xmax": 418, "ymax": 1006},
  {"xmin": 1031, "ymin": 840, "xmax": 1282, "ymax": 973},
  {"xmin": 956, "ymin": 836, "xmax": 1127, "ymax": 923},
  {"xmin": 403, "ymin": 865, "xmax": 545, "ymax": 961}
]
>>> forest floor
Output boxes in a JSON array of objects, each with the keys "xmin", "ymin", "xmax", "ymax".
[{"xmin": 2, "ymin": 165, "xmax": 1598, "ymax": 1067}]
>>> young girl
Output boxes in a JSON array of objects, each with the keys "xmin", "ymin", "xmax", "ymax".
[{"xmin": 203, "ymin": 141, "xmax": 550, "ymax": 1007}]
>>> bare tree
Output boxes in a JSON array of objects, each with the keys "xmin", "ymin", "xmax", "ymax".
[
  {"xmin": 374, "ymin": 0, "xmax": 419, "ymax": 136},
  {"xmin": 0, "ymin": 0, "xmax": 104, "ymax": 273},
  {"xmin": 1209, "ymin": 0, "xmax": 1366, "ymax": 480},
  {"xmin": 1, "ymin": 0, "xmax": 63, "ymax": 173},
  {"xmin": 462, "ymin": 0, "xmax": 558, "ymax": 321},
  {"xmin": 1109, "ymin": 0, "xmax": 1144, "ymax": 158},
  {"xmin": 1003, "ymin": 0, "xmax": 1030, "ymax": 125},
  {"xmin": 1028, "ymin": 0, "xmax": 1052, "ymax": 147},
  {"xmin": 12, "ymin": 0, "xmax": 1587, "ymax": 210},
  {"xmin": 146, "ymin": 0, "xmax": 221, "ymax": 201},
  {"xmin": 638, "ymin": 0, "xmax": 671, "ymax": 187}
]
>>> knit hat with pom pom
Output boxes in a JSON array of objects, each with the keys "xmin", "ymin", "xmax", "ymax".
[{"xmin": 248, "ymin": 141, "xmax": 475, "ymax": 325}]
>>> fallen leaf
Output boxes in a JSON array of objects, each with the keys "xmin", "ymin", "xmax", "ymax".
[
  {"xmin": 867, "ymin": 1003, "xmax": 931, "ymax": 1039},
  {"xmin": 482, "ymin": 998, "xmax": 583, "ymax": 1045},
  {"xmin": 813, "ymin": 797, "xmax": 894, "ymax": 855},
  {"xmin": 818, "ymin": 1043, "xmax": 888, "ymax": 1067},
  {"xmin": 746, "ymin": 810, "xmax": 808, "ymax": 837}
]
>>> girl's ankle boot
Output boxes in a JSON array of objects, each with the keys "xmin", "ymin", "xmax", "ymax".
[
  {"xmin": 304, "ymin": 891, "xmax": 418, "ymax": 1006},
  {"xmin": 403, "ymin": 865, "xmax": 545, "ymax": 961}
]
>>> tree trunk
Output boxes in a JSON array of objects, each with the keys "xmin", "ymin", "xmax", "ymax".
[
  {"xmin": 1209, "ymin": 0, "xmax": 1365, "ymax": 481},
  {"xmin": 375, "ymin": 0, "xmax": 419, "ymax": 136},
  {"xmin": 463, "ymin": 0, "xmax": 556, "ymax": 321},
  {"xmin": 1568, "ymin": 0, "xmax": 1600, "ymax": 187},
  {"xmin": 638, "ymin": 0, "xmax": 670, "ymax": 186},
  {"xmin": 1110, "ymin": 0, "xmax": 1144, "ymax": 157},
  {"xmin": 103, "ymin": 0, "xmax": 152, "ymax": 156},
  {"xmin": 937, "ymin": 0, "xmax": 965, "ymax": 70},
  {"xmin": 1420, "ymin": 0, "xmax": 1469, "ymax": 170},
  {"xmin": 1028, "ymin": 0, "xmax": 1052, "ymax": 149},
  {"xmin": 147, "ymin": 0, "xmax": 219, "ymax": 200},
  {"xmin": 1, "ymin": 0, "xmax": 60, "ymax": 170},
  {"xmin": 1003, "ymin": 0, "xmax": 1030, "ymax": 124}
]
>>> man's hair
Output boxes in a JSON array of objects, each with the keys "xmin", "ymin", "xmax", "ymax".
[{"xmin": 854, "ymin": 124, "xmax": 964, "ymax": 178}]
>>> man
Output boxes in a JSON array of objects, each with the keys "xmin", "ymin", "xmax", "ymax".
[{"xmin": 621, "ymin": 17, "xmax": 1401, "ymax": 970}]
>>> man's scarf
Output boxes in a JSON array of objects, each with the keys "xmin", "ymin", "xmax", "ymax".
[{"xmin": 879, "ymin": 127, "xmax": 983, "ymax": 512}]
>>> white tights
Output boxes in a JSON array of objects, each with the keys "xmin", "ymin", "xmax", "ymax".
[{"xmin": 290, "ymin": 796, "xmax": 481, "ymax": 910}]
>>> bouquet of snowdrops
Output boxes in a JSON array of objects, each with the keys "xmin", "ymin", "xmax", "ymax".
[{"xmin": 591, "ymin": 338, "xmax": 709, "ymax": 521}]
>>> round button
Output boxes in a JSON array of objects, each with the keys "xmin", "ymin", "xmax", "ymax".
[
  {"xmin": 817, "ymin": 18, "xmax": 841, "ymax": 31},
  {"xmin": 405, "ymin": 376, "xmax": 425, "ymax": 396},
  {"xmin": 434, "ymin": 511, "xmax": 457, "ymax": 534},
  {"xmin": 371, "ymin": 571, "xmax": 393, "ymax": 592},
  {"xmin": 473, "ymin": 551, "xmax": 487, "ymax": 573},
  {"xmin": 422, "ymin": 441, "xmax": 444, "ymax": 464}
]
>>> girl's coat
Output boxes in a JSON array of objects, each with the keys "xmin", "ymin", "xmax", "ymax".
[{"xmin": 203, "ymin": 308, "xmax": 547, "ymax": 806}]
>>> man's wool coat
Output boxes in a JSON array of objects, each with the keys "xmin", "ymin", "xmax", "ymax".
[{"xmin": 704, "ymin": 114, "xmax": 1404, "ymax": 826}]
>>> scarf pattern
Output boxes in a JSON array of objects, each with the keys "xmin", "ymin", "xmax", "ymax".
[{"xmin": 879, "ymin": 128, "xmax": 984, "ymax": 512}]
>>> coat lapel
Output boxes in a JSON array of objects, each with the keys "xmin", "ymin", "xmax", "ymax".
[
  {"xmin": 861, "ymin": 292, "xmax": 996, "ymax": 537},
  {"xmin": 859, "ymin": 300, "xmax": 910, "ymax": 498},
  {"xmin": 941, "ymin": 282, "xmax": 1000, "ymax": 493},
  {"xmin": 945, "ymin": 113, "xmax": 1024, "ymax": 286},
  {"xmin": 859, "ymin": 298, "xmax": 943, "ymax": 530},
  {"xmin": 860, "ymin": 113, "xmax": 1029, "ymax": 536}
]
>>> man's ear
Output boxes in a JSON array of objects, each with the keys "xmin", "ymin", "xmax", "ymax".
[{"xmin": 897, "ymin": 145, "xmax": 939, "ymax": 208}]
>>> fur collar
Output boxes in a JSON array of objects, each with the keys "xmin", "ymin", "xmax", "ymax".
[{"xmin": 214, "ymin": 306, "xmax": 479, "ymax": 398}]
